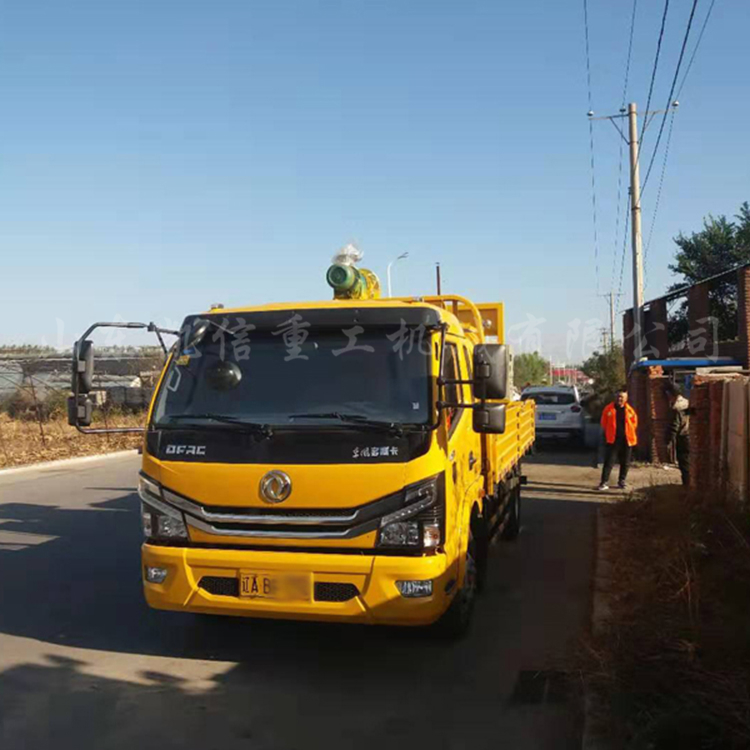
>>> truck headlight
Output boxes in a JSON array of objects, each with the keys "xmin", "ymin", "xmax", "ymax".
[
  {"xmin": 377, "ymin": 477, "xmax": 443, "ymax": 550},
  {"xmin": 140, "ymin": 501, "xmax": 189, "ymax": 541},
  {"xmin": 380, "ymin": 521, "xmax": 420, "ymax": 547},
  {"xmin": 139, "ymin": 474, "xmax": 189, "ymax": 542}
]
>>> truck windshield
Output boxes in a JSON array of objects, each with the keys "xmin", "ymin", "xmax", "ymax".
[{"xmin": 152, "ymin": 328, "xmax": 431, "ymax": 427}]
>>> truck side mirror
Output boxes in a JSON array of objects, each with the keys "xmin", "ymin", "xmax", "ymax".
[
  {"xmin": 473, "ymin": 403, "xmax": 507, "ymax": 434},
  {"xmin": 473, "ymin": 344, "xmax": 510, "ymax": 400},
  {"xmin": 67, "ymin": 319, "xmax": 177, "ymax": 435},
  {"xmin": 74, "ymin": 339, "xmax": 95, "ymax": 394},
  {"xmin": 67, "ymin": 395, "xmax": 93, "ymax": 427}
]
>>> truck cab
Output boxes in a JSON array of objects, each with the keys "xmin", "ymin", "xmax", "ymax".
[{"xmin": 70, "ymin": 295, "xmax": 534, "ymax": 634}]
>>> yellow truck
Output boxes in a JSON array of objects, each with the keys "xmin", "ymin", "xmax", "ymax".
[{"xmin": 69, "ymin": 262, "xmax": 534, "ymax": 635}]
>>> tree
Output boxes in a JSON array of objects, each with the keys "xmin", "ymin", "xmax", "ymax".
[
  {"xmin": 513, "ymin": 352, "xmax": 550, "ymax": 389},
  {"xmin": 668, "ymin": 201, "xmax": 750, "ymax": 345},
  {"xmin": 581, "ymin": 345, "xmax": 625, "ymax": 420}
]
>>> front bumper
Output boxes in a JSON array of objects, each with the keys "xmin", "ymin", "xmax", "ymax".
[{"xmin": 142, "ymin": 544, "xmax": 457, "ymax": 626}]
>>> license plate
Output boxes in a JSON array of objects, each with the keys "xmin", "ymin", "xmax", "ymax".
[
  {"xmin": 539, "ymin": 413, "xmax": 557, "ymax": 421},
  {"xmin": 240, "ymin": 571, "xmax": 312, "ymax": 601}
]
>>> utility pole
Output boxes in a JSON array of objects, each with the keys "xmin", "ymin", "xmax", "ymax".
[
  {"xmin": 627, "ymin": 102, "xmax": 645, "ymax": 362},
  {"xmin": 599, "ymin": 291, "xmax": 621, "ymax": 351},
  {"xmin": 435, "ymin": 263, "xmax": 442, "ymax": 295},
  {"xmin": 589, "ymin": 101, "xmax": 678, "ymax": 364},
  {"xmin": 599, "ymin": 327, "xmax": 610, "ymax": 352}
]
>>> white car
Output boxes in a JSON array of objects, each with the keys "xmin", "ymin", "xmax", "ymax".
[{"xmin": 521, "ymin": 385, "xmax": 585, "ymax": 443}]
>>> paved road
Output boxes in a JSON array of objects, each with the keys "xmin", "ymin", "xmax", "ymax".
[{"xmin": 0, "ymin": 450, "xmax": 612, "ymax": 750}]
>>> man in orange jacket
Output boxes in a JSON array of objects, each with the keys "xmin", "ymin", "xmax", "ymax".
[{"xmin": 598, "ymin": 386, "xmax": 638, "ymax": 490}]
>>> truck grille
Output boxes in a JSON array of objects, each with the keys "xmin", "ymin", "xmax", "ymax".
[
  {"xmin": 314, "ymin": 582, "xmax": 359, "ymax": 602},
  {"xmin": 199, "ymin": 576, "xmax": 239, "ymax": 597},
  {"xmin": 162, "ymin": 485, "xmax": 404, "ymax": 541}
]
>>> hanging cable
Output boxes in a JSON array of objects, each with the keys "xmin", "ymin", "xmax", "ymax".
[
  {"xmin": 583, "ymin": 0, "xmax": 601, "ymax": 294},
  {"xmin": 676, "ymin": 0, "xmax": 717, "ymax": 99},
  {"xmin": 610, "ymin": 0, "xmax": 638, "ymax": 295},
  {"xmin": 640, "ymin": 0, "xmax": 670, "ymax": 145},
  {"xmin": 643, "ymin": 107, "xmax": 677, "ymax": 293},
  {"xmin": 617, "ymin": 193, "xmax": 632, "ymax": 305},
  {"xmin": 642, "ymin": 0, "xmax": 699, "ymax": 194}
]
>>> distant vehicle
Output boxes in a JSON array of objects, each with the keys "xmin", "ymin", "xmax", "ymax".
[{"xmin": 521, "ymin": 385, "xmax": 585, "ymax": 443}]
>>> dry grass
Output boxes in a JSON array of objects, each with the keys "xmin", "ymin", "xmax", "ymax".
[
  {"xmin": 580, "ymin": 486, "xmax": 750, "ymax": 749},
  {"xmin": 0, "ymin": 412, "xmax": 144, "ymax": 468}
]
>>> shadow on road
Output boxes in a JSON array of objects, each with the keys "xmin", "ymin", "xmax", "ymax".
[
  {"xmin": 0, "ymin": 486, "xmax": 592, "ymax": 749},
  {"xmin": 527, "ymin": 442, "xmax": 598, "ymax": 468}
]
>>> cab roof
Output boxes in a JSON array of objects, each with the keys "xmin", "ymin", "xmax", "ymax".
[
  {"xmin": 201, "ymin": 298, "xmax": 468, "ymax": 337},
  {"xmin": 201, "ymin": 295, "xmax": 504, "ymax": 343}
]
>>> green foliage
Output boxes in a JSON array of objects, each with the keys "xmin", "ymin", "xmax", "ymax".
[
  {"xmin": 514, "ymin": 351, "xmax": 550, "ymax": 388},
  {"xmin": 668, "ymin": 201, "xmax": 750, "ymax": 344},
  {"xmin": 581, "ymin": 345, "xmax": 626, "ymax": 420}
]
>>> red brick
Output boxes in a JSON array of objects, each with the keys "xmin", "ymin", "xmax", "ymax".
[
  {"xmin": 708, "ymin": 380, "xmax": 725, "ymax": 483},
  {"xmin": 688, "ymin": 383, "xmax": 710, "ymax": 492},
  {"xmin": 738, "ymin": 267, "xmax": 750, "ymax": 368},
  {"xmin": 648, "ymin": 369, "xmax": 670, "ymax": 464}
]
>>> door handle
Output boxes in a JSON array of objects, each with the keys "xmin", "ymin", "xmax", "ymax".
[{"xmin": 468, "ymin": 452, "xmax": 477, "ymax": 470}]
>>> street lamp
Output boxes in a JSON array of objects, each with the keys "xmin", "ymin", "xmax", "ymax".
[{"xmin": 386, "ymin": 252, "xmax": 409, "ymax": 297}]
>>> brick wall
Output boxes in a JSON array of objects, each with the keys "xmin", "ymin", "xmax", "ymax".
[
  {"xmin": 687, "ymin": 284, "xmax": 712, "ymax": 356},
  {"xmin": 648, "ymin": 368, "xmax": 670, "ymax": 464},
  {"xmin": 626, "ymin": 366, "xmax": 671, "ymax": 463},
  {"xmin": 688, "ymin": 381, "xmax": 711, "ymax": 492},
  {"xmin": 628, "ymin": 370, "xmax": 650, "ymax": 460},
  {"xmin": 649, "ymin": 298, "xmax": 669, "ymax": 359},
  {"xmin": 738, "ymin": 267, "xmax": 750, "ymax": 368},
  {"xmin": 708, "ymin": 380, "xmax": 725, "ymax": 481}
]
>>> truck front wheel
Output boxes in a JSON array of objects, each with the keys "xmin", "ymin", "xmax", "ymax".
[{"xmin": 435, "ymin": 533, "xmax": 477, "ymax": 638}]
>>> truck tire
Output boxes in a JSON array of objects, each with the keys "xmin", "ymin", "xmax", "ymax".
[
  {"xmin": 501, "ymin": 481, "xmax": 521, "ymax": 541},
  {"xmin": 473, "ymin": 513, "xmax": 490, "ymax": 592},
  {"xmin": 436, "ymin": 533, "xmax": 477, "ymax": 639}
]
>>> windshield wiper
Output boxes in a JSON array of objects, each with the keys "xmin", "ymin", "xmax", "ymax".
[
  {"xmin": 160, "ymin": 413, "xmax": 273, "ymax": 438},
  {"xmin": 288, "ymin": 412, "xmax": 407, "ymax": 436}
]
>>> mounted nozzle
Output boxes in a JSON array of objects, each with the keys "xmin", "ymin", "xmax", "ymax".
[{"xmin": 326, "ymin": 243, "xmax": 381, "ymax": 300}]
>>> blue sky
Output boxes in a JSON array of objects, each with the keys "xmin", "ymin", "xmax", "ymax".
[{"xmin": 0, "ymin": 0, "xmax": 747, "ymax": 361}]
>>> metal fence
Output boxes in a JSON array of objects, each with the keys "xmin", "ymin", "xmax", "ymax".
[{"xmin": 0, "ymin": 356, "xmax": 159, "ymax": 448}]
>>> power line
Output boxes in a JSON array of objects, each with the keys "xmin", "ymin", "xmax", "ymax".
[
  {"xmin": 621, "ymin": 0, "xmax": 638, "ymax": 105},
  {"xmin": 583, "ymin": 0, "xmax": 601, "ymax": 294},
  {"xmin": 641, "ymin": 0, "xmax": 700, "ymax": 195},
  {"xmin": 643, "ymin": 107, "xmax": 677, "ymax": 292},
  {"xmin": 676, "ymin": 0, "xmax": 717, "ymax": 99},
  {"xmin": 616, "ymin": 192, "xmax": 632, "ymax": 305},
  {"xmin": 610, "ymin": 0, "xmax": 638, "ymax": 294},
  {"xmin": 640, "ymin": 0, "xmax": 670, "ymax": 145}
]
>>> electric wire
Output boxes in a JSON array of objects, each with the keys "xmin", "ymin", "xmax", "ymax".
[
  {"xmin": 640, "ymin": 0, "xmax": 670, "ymax": 146},
  {"xmin": 610, "ymin": 0, "xmax": 638, "ymax": 296},
  {"xmin": 583, "ymin": 0, "xmax": 601, "ymax": 294},
  {"xmin": 643, "ymin": 107, "xmax": 677, "ymax": 292},
  {"xmin": 642, "ymin": 0, "xmax": 713, "ymax": 290},
  {"xmin": 675, "ymin": 0, "xmax": 717, "ymax": 99},
  {"xmin": 617, "ymin": 193, "xmax": 632, "ymax": 305},
  {"xmin": 641, "ymin": 0, "xmax": 699, "ymax": 195}
]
